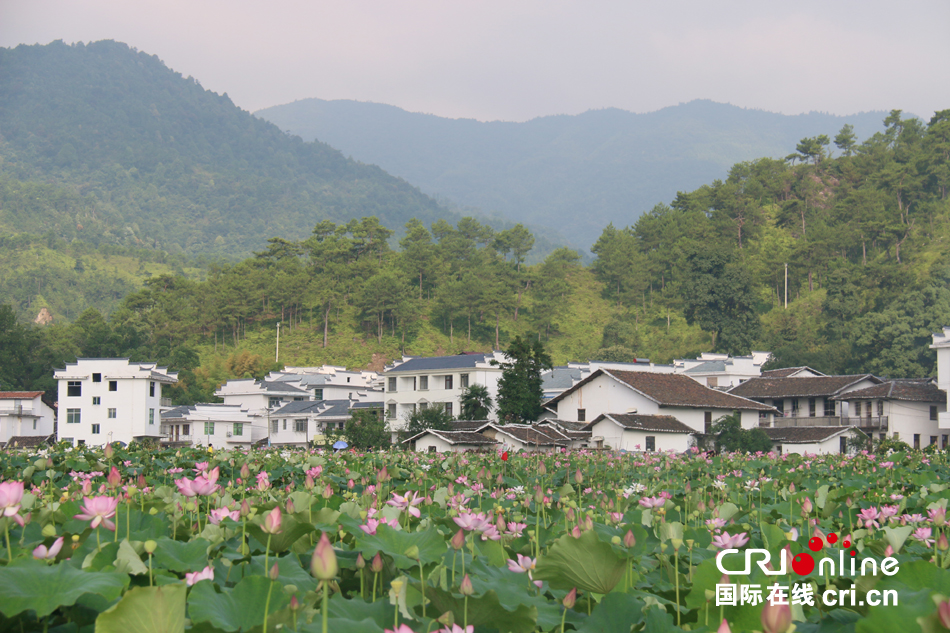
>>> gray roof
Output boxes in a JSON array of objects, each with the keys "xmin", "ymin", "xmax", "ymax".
[
  {"xmin": 763, "ymin": 426, "xmax": 859, "ymax": 444},
  {"xmin": 684, "ymin": 360, "xmax": 727, "ymax": 374},
  {"xmin": 586, "ymin": 413, "xmax": 696, "ymax": 434},
  {"xmin": 388, "ymin": 354, "xmax": 493, "ymax": 373},
  {"xmin": 272, "ymin": 399, "xmax": 352, "ymax": 418},
  {"xmin": 260, "ymin": 381, "xmax": 310, "ymax": 394},
  {"xmin": 541, "ymin": 367, "xmax": 586, "ymax": 390},
  {"xmin": 403, "ymin": 429, "xmax": 500, "ymax": 446},
  {"xmin": 350, "ymin": 401, "xmax": 383, "ymax": 409}
]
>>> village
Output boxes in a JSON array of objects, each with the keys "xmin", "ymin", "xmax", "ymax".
[{"xmin": 4, "ymin": 327, "xmax": 950, "ymax": 456}]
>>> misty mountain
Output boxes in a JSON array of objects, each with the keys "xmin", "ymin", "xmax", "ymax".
[{"xmin": 256, "ymin": 98, "xmax": 889, "ymax": 249}]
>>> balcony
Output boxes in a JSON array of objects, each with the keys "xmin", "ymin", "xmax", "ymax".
[
  {"xmin": 762, "ymin": 415, "xmax": 888, "ymax": 430},
  {"xmin": 0, "ymin": 405, "xmax": 32, "ymax": 416}
]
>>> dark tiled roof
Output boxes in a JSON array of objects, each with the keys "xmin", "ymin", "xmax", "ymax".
[
  {"xmin": 388, "ymin": 354, "xmax": 493, "ymax": 373},
  {"xmin": 451, "ymin": 420, "xmax": 491, "ymax": 431},
  {"xmin": 763, "ymin": 426, "xmax": 857, "ymax": 444},
  {"xmin": 832, "ymin": 380, "xmax": 947, "ymax": 403},
  {"xmin": 0, "ymin": 391, "xmax": 44, "ymax": 399},
  {"xmin": 260, "ymin": 381, "xmax": 309, "ymax": 394},
  {"xmin": 403, "ymin": 429, "xmax": 499, "ymax": 445},
  {"xmin": 350, "ymin": 401, "xmax": 383, "ymax": 409},
  {"xmin": 760, "ymin": 366, "xmax": 824, "ymax": 378},
  {"xmin": 3, "ymin": 434, "xmax": 55, "ymax": 448},
  {"xmin": 161, "ymin": 405, "xmax": 194, "ymax": 419},
  {"xmin": 541, "ymin": 420, "xmax": 589, "ymax": 432},
  {"xmin": 608, "ymin": 370, "xmax": 774, "ymax": 411},
  {"xmin": 541, "ymin": 367, "xmax": 587, "ymax": 390},
  {"xmin": 273, "ymin": 399, "xmax": 351, "ymax": 418},
  {"xmin": 490, "ymin": 424, "xmax": 567, "ymax": 446},
  {"xmin": 586, "ymin": 413, "xmax": 696, "ymax": 434},
  {"xmin": 729, "ymin": 375, "xmax": 878, "ymax": 399}
]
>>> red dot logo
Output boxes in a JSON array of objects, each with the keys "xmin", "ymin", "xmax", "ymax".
[
  {"xmin": 843, "ymin": 540, "xmax": 851, "ymax": 548},
  {"xmin": 827, "ymin": 533, "xmax": 838, "ymax": 544},
  {"xmin": 808, "ymin": 537, "xmax": 823, "ymax": 552},
  {"xmin": 792, "ymin": 553, "xmax": 815, "ymax": 575}
]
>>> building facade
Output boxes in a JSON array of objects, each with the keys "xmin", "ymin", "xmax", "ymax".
[{"xmin": 0, "ymin": 391, "xmax": 55, "ymax": 445}]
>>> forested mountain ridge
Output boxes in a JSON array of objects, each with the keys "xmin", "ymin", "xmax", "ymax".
[
  {"xmin": 256, "ymin": 97, "xmax": 891, "ymax": 249},
  {"xmin": 0, "ymin": 40, "xmax": 455, "ymax": 258}
]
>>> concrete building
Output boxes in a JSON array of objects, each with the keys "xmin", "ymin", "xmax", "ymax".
[
  {"xmin": 161, "ymin": 403, "xmax": 266, "ymax": 449},
  {"xmin": 404, "ymin": 429, "xmax": 500, "ymax": 453},
  {"xmin": 266, "ymin": 366, "xmax": 383, "ymax": 403},
  {"xmin": 55, "ymin": 359, "xmax": 177, "ymax": 446},
  {"xmin": 762, "ymin": 426, "xmax": 865, "ymax": 455},
  {"xmin": 833, "ymin": 379, "xmax": 947, "ymax": 448},
  {"xmin": 215, "ymin": 379, "xmax": 311, "ymax": 416},
  {"xmin": 0, "ymin": 391, "xmax": 56, "ymax": 446},
  {"xmin": 583, "ymin": 413, "xmax": 696, "ymax": 452},
  {"xmin": 268, "ymin": 399, "xmax": 368, "ymax": 447}
]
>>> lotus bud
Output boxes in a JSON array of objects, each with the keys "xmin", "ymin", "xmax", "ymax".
[
  {"xmin": 323, "ymin": 484, "xmax": 333, "ymax": 500},
  {"xmin": 451, "ymin": 529, "xmax": 465, "ymax": 551},
  {"xmin": 685, "ymin": 481, "xmax": 691, "ymax": 492},
  {"xmin": 437, "ymin": 610, "xmax": 455, "ymax": 626},
  {"xmin": 496, "ymin": 513, "xmax": 506, "ymax": 533},
  {"xmin": 562, "ymin": 587, "xmax": 577, "ymax": 609},
  {"xmin": 377, "ymin": 466, "xmax": 389, "ymax": 483},
  {"xmin": 371, "ymin": 552, "xmax": 384, "ymax": 573},
  {"xmin": 939, "ymin": 600, "xmax": 950, "ymax": 629},
  {"xmin": 269, "ymin": 562, "xmax": 280, "ymax": 580},
  {"xmin": 404, "ymin": 545, "xmax": 420, "ymax": 560},
  {"xmin": 356, "ymin": 553, "xmax": 365, "ymax": 569},
  {"xmin": 144, "ymin": 539, "xmax": 157, "ymax": 554},
  {"xmin": 305, "ymin": 474, "xmax": 315, "ymax": 490},
  {"xmin": 240, "ymin": 463, "xmax": 251, "ymax": 479},
  {"xmin": 623, "ymin": 530, "xmax": 636, "ymax": 548},
  {"xmin": 574, "ymin": 469, "xmax": 583, "ymax": 484},
  {"xmin": 611, "ymin": 535, "xmax": 622, "ymax": 545},
  {"xmin": 262, "ymin": 506, "xmax": 282, "ymax": 534},
  {"xmin": 347, "ymin": 479, "xmax": 355, "ymax": 490},
  {"xmin": 884, "ymin": 544, "xmax": 894, "ymax": 556},
  {"xmin": 82, "ymin": 480, "xmax": 92, "ymax": 495},
  {"xmin": 240, "ymin": 499, "xmax": 251, "ymax": 517},
  {"xmin": 801, "ymin": 498, "xmax": 813, "ymax": 514},
  {"xmin": 285, "ymin": 498, "xmax": 295, "ymax": 515},
  {"xmin": 310, "ymin": 532, "xmax": 339, "ymax": 580},
  {"xmin": 939, "ymin": 534, "xmax": 949, "ymax": 552},
  {"xmin": 584, "ymin": 515, "xmax": 593, "ymax": 531},
  {"xmin": 290, "ymin": 595, "xmax": 301, "ymax": 611},
  {"xmin": 718, "ymin": 619, "xmax": 732, "ymax": 633},
  {"xmin": 496, "ymin": 473, "xmax": 504, "ymax": 485},
  {"xmin": 698, "ymin": 500, "xmax": 706, "ymax": 512},
  {"xmin": 459, "ymin": 574, "xmax": 474, "ymax": 596},
  {"xmin": 538, "ymin": 462, "xmax": 547, "ymax": 476},
  {"xmin": 571, "ymin": 526, "xmax": 582, "ymax": 538},
  {"xmin": 761, "ymin": 597, "xmax": 791, "ymax": 633},
  {"xmin": 935, "ymin": 508, "xmax": 947, "ymax": 527},
  {"xmin": 42, "ymin": 524, "xmax": 57, "ymax": 538},
  {"xmin": 104, "ymin": 443, "xmax": 115, "ymax": 459},
  {"xmin": 789, "ymin": 483, "xmax": 796, "ymax": 493}
]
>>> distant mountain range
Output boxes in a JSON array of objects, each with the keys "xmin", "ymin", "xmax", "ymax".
[{"xmin": 256, "ymin": 99, "xmax": 891, "ymax": 249}]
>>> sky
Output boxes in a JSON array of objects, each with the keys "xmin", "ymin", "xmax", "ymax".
[{"xmin": 2, "ymin": 0, "xmax": 949, "ymax": 122}]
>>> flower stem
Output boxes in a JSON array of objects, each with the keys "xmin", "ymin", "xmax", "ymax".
[
  {"xmin": 264, "ymin": 533, "xmax": 272, "ymax": 572},
  {"xmin": 263, "ymin": 578, "xmax": 274, "ymax": 633},
  {"xmin": 4, "ymin": 521, "xmax": 11, "ymax": 563}
]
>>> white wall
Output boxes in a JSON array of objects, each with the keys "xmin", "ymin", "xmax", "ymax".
[
  {"xmin": 413, "ymin": 434, "xmax": 455, "ymax": 453},
  {"xmin": 589, "ymin": 419, "xmax": 691, "ymax": 452},
  {"xmin": 386, "ymin": 366, "xmax": 503, "ymax": 429},
  {"xmin": 0, "ymin": 396, "xmax": 55, "ymax": 443}
]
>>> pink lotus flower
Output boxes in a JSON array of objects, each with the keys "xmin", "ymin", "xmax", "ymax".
[
  {"xmin": 913, "ymin": 527, "xmax": 934, "ymax": 547},
  {"xmin": 384, "ymin": 625, "xmax": 416, "ymax": 633},
  {"xmin": 505, "ymin": 522, "xmax": 527, "ymax": 537},
  {"xmin": 74, "ymin": 496, "xmax": 120, "ymax": 531},
  {"xmin": 439, "ymin": 625, "xmax": 474, "ymax": 633},
  {"xmin": 638, "ymin": 496, "xmax": 665, "ymax": 509},
  {"xmin": 0, "ymin": 481, "xmax": 24, "ymax": 526},
  {"xmin": 857, "ymin": 507, "xmax": 881, "ymax": 529},
  {"xmin": 185, "ymin": 565, "xmax": 215, "ymax": 586},
  {"xmin": 711, "ymin": 531, "xmax": 750, "ymax": 550},
  {"xmin": 175, "ymin": 477, "xmax": 197, "ymax": 498},
  {"xmin": 453, "ymin": 511, "xmax": 492, "ymax": 533},
  {"xmin": 718, "ymin": 619, "xmax": 732, "ymax": 633},
  {"xmin": 359, "ymin": 517, "xmax": 399, "ymax": 535},
  {"xmin": 208, "ymin": 507, "xmax": 241, "ymax": 525},
  {"xmin": 33, "ymin": 536, "xmax": 64, "ymax": 560},
  {"xmin": 506, "ymin": 553, "xmax": 536, "ymax": 574},
  {"xmin": 261, "ymin": 507, "xmax": 282, "ymax": 534},
  {"xmin": 387, "ymin": 491, "xmax": 423, "ymax": 518}
]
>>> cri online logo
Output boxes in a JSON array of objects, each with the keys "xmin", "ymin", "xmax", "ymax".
[{"xmin": 716, "ymin": 532, "xmax": 900, "ymax": 577}]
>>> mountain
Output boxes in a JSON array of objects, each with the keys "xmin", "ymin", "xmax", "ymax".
[
  {"xmin": 256, "ymin": 98, "xmax": 890, "ymax": 249},
  {"xmin": 0, "ymin": 40, "xmax": 456, "ymax": 258}
]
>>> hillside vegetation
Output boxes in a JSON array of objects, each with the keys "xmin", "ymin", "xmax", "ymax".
[{"xmin": 256, "ymin": 98, "xmax": 890, "ymax": 249}]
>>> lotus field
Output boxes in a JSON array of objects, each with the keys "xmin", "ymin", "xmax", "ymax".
[{"xmin": 1, "ymin": 444, "xmax": 950, "ymax": 633}]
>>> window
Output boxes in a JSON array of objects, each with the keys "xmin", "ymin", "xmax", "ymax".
[
  {"xmin": 707, "ymin": 377, "xmax": 718, "ymax": 388},
  {"xmin": 854, "ymin": 401, "xmax": 862, "ymax": 417},
  {"xmin": 773, "ymin": 400, "xmax": 784, "ymax": 415},
  {"xmin": 294, "ymin": 397, "xmax": 305, "ymax": 401},
  {"xmin": 272, "ymin": 419, "xmax": 279, "ymax": 432},
  {"xmin": 387, "ymin": 404, "xmax": 396, "ymax": 418},
  {"xmin": 824, "ymin": 399, "xmax": 835, "ymax": 416},
  {"xmin": 283, "ymin": 419, "xmax": 287, "ymax": 430},
  {"xmin": 704, "ymin": 411, "xmax": 713, "ymax": 433},
  {"xmin": 808, "ymin": 398, "xmax": 816, "ymax": 417},
  {"xmin": 931, "ymin": 436, "xmax": 938, "ymax": 447},
  {"xmin": 233, "ymin": 423, "xmax": 244, "ymax": 436},
  {"xmin": 109, "ymin": 380, "xmax": 117, "ymax": 392},
  {"xmin": 445, "ymin": 402, "xmax": 453, "ymax": 416},
  {"xmin": 183, "ymin": 424, "xmax": 190, "ymax": 436},
  {"xmin": 914, "ymin": 434, "xmax": 921, "ymax": 450},
  {"xmin": 295, "ymin": 419, "xmax": 307, "ymax": 432},
  {"xmin": 204, "ymin": 421, "xmax": 215, "ymax": 435},
  {"xmin": 92, "ymin": 424, "xmax": 100, "ymax": 435},
  {"xmin": 67, "ymin": 381, "xmax": 81, "ymax": 397},
  {"xmin": 839, "ymin": 437, "xmax": 847, "ymax": 454},
  {"xmin": 931, "ymin": 406, "xmax": 939, "ymax": 421},
  {"xmin": 92, "ymin": 397, "xmax": 101, "ymax": 405},
  {"xmin": 893, "ymin": 432, "xmax": 900, "ymax": 440},
  {"xmin": 877, "ymin": 401, "xmax": 884, "ymax": 417},
  {"xmin": 428, "ymin": 445, "xmax": 437, "ymax": 453},
  {"xmin": 32, "ymin": 420, "xmax": 36, "ymax": 430},
  {"xmin": 419, "ymin": 376, "xmax": 428, "ymax": 390},
  {"xmin": 944, "ymin": 435, "xmax": 948, "ymax": 449},
  {"xmin": 411, "ymin": 377, "xmax": 417, "ymax": 391},
  {"xmin": 149, "ymin": 409, "xmax": 155, "ymax": 425},
  {"xmin": 420, "ymin": 402, "xmax": 429, "ymax": 410},
  {"xmin": 645, "ymin": 436, "xmax": 656, "ymax": 452},
  {"xmin": 149, "ymin": 381, "xmax": 156, "ymax": 397},
  {"xmin": 346, "ymin": 376, "xmax": 351, "ymax": 383},
  {"xmin": 460, "ymin": 374, "xmax": 469, "ymax": 388},
  {"xmin": 388, "ymin": 377, "xmax": 397, "ymax": 392},
  {"xmin": 269, "ymin": 397, "xmax": 281, "ymax": 408},
  {"xmin": 577, "ymin": 409, "xmax": 586, "ymax": 422},
  {"xmin": 791, "ymin": 399, "xmax": 800, "ymax": 415},
  {"xmin": 92, "ymin": 373, "xmax": 101, "ymax": 383},
  {"xmin": 66, "ymin": 409, "xmax": 81, "ymax": 424},
  {"xmin": 444, "ymin": 375, "xmax": 454, "ymax": 390},
  {"xmin": 108, "ymin": 408, "xmax": 117, "ymax": 419},
  {"xmin": 314, "ymin": 388, "xmax": 324, "ymax": 401},
  {"xmin": 880, "ymin": 433, "xmax": 887, "ymax": 441}
]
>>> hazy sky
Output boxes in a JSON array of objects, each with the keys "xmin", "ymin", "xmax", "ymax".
[{"xmin": 3, "ymin": 0, "xmax": 949, "ymax": 122}]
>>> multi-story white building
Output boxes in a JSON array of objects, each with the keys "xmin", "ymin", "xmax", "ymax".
[
  {"xmin": 0, "ymin": 391, "xmax": 56, "ymax": 446},
  {"xmin": 160, "ymin": 403, "xmax": 266, "ymax": 449},
  {"xmin": 215, "ymin": 379, "xmax": 311, "ymax": 415},
  {"xmin": 268, "ymin": 400, "xmax": 381, "ymax": 446},
  {"xmin": 383, "ymin": 352, "xmax": 507, "ymax": 429},
  {"xmin": 265, "ymin": 366, "xmax": 383, "ymax": 404},
  {"xmin": 54, "ymin": 359, "xmax": 177, "ymax": 446}
]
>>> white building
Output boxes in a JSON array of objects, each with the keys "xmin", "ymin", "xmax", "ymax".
[
  {"xmin": 762, "ymin": 426, "xmax": 865, "ymax": 455},
  {"xmin": 383, "ymin": 352, "xmax": 507, "ymax": 429},
  {"xmin": 161, "ymin": 403, "xmax": 266, "ymax": 449},
  {"xmin": 268, "ymin": 399, "xmax": 366, "ymax": 447},
  {"xmin": 215, "ymin": 379, "xmax": 311, "ymax": 415},
  {"xmin": 541, "ymin": 369, "xmax": 773, "ymax": 432},
  {"xmin": 0, "ymin": 391, "xmax": 56, "ymax": 446},
  {"xmin": 834, "ymin": 379, "xmax": 947, "ymax": 449},
  {"xmin": 583, "ymin": 413, "xmax": 696, "ymax": 453},
  {"xmin": 266, "ymin": 366, "xmax": 383, "ymax": 403},
  {"xmin": 478, "ymin": 423, "xmax": 568, "ymax": 452},
  {"xmin": 675, "ymin": 352, "xmax": 771, "ymax": 389},
  {"xmin": 404, "ymin": 429, "xmax": 500, "ymax": 453},
  {"xmin": 55, "ymin": 359, "xmax": 178, "ymax": 446}
]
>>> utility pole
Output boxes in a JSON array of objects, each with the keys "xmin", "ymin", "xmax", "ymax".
[
  {"xmin": 276, "ymin": 322, "xmax": 281, "ymax": 362},
  {"xmin": 784, "ymin": 263, "xmax": 788, "ymax": 309}
]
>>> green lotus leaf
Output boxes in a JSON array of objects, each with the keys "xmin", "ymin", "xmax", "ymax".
[
  {"xmin": 0, "ymin": 559, "xmax": 128, "ymax": 618},
  {"xmin": 534, "ymin": 529, "xmax": 626, "ymax": 594},
  {"xmin": 95, "ymin": 583, "xmax": 186, "ymax": 633}
]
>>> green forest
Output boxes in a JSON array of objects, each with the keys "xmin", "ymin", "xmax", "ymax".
[{"xmin": 3, "ymin": 109, "xmax": 949, "ymax": 409}]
